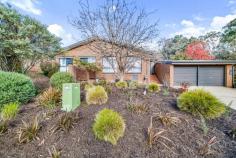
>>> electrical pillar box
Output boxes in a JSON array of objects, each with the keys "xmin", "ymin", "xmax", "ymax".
[{"xmin": 62, "ymin": 83, "xmax": 80, "ymax": 112}]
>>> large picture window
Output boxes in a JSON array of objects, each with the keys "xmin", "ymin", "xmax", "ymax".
[
  {"xmin": 102, "ymin": 57, "xmax": 117, "ymax": 73},
  {"xmin": 102, "ymin": 57, "xmax": 141, "ymax": 73},
  {"xmin": 127, "ymin": 57, "xmax": 141, "ymax": 73}
]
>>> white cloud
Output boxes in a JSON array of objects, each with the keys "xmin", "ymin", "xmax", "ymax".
[
  {"xmin": 228, "ymin": 0, "xmax": 236, "ymax": 5},
  {"xmin": 173, "ymin": 13, "xmax": 236, "ymax": 38},
  {"xmin": 210, "ymin": 14, "xmax": 236, "ymax": 30},
  {"xmin": 47, "ymin": 24, "xmax": 76, "ymax": 46},
  {"xmin": 172, "ymin": 20, "xmax": 206, "ymax": 38},
  {"xmin": 181, "ymin": 20, "xmax": 194, "ymax": 27},
  {"xmin": 193, "ymin": 15, "xmax": 205, "ymax": 21},
  {"xmin": 0, "ymin": 0, "xmax": 42, "ymax": 15}
]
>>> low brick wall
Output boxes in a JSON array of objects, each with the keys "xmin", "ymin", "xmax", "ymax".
[
  {"xmin": 68, "ymin": 65, "xmax": 89, "ymax": 81},
  {"xmin": 88, "ymin": 71, "xmax": 96, "ymax": 79}
]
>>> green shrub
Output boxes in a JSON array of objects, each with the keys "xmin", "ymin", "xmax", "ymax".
[
  {"xmin": 86, "ymin": 86, "xmax": 108, "ymax": 105},
  {"xmin": 0, "ymin": 71, "xmax": 36, "ymax": 108},
  {"xmin": 50, "ymin": 72, "xmax": 74, "ymax": 90},
  {"xmin": 115, "ymin": 81, "xmax": 128, "ymax": 89},
  {"xmin": 92, "ymin": 108, "xmax": 125, "ymax": 145},
  {"xmin": 80, "ymin": 81, "xmax": 88, "ymax": 90},
  {"xmin": 74, "ymin": 59, "xmax": 102, "ymax": 72},
  {"xmin": 96, "ymin": 79, "xmax": 107, "ymax": 86},
  {"xmin": 40, "ymin": 61, "xmax": 59, "ymax": 77},
  {"xmin": 104, "ymin": 84, "xmax": 112, "ymax": 94},
  {"xmin": 1, "ymin": 102, "xmax": 19, "ymax": 121},
  {"xmin": 84, "ymin": 83, "xmax": 94, "ymax": 91},
  {"xmin": 148, "ymin": 83, "xmax": 160, "ymax": 92},
  {"xmin": 129, "ymin": 81, "xmax": 138, "ymax": 89},
  {"xmin": 37, "ymin": 87, "xmax": 61, "ymax": 109},
  {"xmin": 177, "ymin": 89, "xmax": 226, "ymax": 119}
]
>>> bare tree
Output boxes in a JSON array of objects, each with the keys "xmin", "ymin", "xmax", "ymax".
[{"xmin": 70, "ymin": 0, "xmax": 159, "ymax": 81}]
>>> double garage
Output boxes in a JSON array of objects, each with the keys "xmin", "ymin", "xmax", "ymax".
[
  {"xmin": 174, "ymin": 66, "xmax": 225, "ymax": 86},
  {"xmin": 155, "ymin": 60, "xmax": 235, "ymax": 87}
]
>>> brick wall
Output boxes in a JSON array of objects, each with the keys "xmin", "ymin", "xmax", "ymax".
[
  {"xmin": 57, "ymin": 42, "xmax": 158, "ymax": 83},
  {"xmin": 68, "ymin": 65, "xmax": 89, "ymax": 81}
]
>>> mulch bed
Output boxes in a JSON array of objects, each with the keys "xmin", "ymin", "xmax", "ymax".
[{"xmin": 0, "ymin": 87, "xmax": 235, "ymax": 158}]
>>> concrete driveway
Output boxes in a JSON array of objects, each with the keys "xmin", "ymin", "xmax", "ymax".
[{"xmin": 189, "ymin": 86, "xmax": 236, "ymax": 110}]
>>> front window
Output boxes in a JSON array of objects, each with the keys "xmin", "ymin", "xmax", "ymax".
[
  {"xmin": 59, "ymin": 57, "xmax": 73, "ymax": 72},
  {"xmin": 102, "ymin": 57, "xmax": 117, "ymax": 73},
  {"xmin": 79, "ymin": 56, "xmax": 96, "ymax": 63},
  {"xmin": 127, "ymin": 57, "xmax": 141, "ymax": 73}
]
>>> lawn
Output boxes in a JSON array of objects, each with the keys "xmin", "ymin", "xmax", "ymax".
[{"xmin": 0, "ymin": 76, "xmax": 235, "ymax": 158}]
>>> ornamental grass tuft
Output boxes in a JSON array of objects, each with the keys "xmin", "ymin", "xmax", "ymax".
[
  {"xmin": 148, "ymin": 83, "xmax": 160, "ymax": 93},
  {"xmin": 86, "ymin": 86, "xmax": 108, "ymax": 105},
  {"xmin": 177, "ymin": 89, "xmax": 226, "ymax": 119},
  {"xmin": 92, "ymin": 108, "xmax": 125, "ymax": 145}
]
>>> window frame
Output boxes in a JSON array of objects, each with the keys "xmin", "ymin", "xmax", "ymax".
[
  {"xmin": 102, "ymin": 57, "xmax": 117, "ymax": 74},
  {"xmin": 79, "ymin": 56, "xmax": 96, "ymax": 63},
  {"xmin": 102, "ymin": 56, "xmax": 142, "ymax": 74},
  {"xmin": 59, "ymin": 57, "xmax": 73, "ymax": 72},
  {"xmin": 126, "ymin": 57, "xmax": 142, "ymax": 74}
]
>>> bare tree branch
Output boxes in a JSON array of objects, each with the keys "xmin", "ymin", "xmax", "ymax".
[{"xmin": 69, "ymin": 0, "xmax": 159, "ymax": 80}]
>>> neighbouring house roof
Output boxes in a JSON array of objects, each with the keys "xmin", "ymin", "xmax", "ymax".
[
  {"xmin": 60, "ymin": 37, "xmax": 162, "ymax": 59},
  {"xmin": 158, "ymin": 60, "xmax": 236, "ymax": 65}
]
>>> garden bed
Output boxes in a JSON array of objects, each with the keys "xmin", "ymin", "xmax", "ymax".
[{"xmin": 0, "ymin": 87, "xmax": 235, "ymax": 158}]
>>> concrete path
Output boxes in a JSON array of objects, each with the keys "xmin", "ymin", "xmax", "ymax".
[{"xmin": 189, "ymin": 86, "xmax": 236, "ymax": 110}]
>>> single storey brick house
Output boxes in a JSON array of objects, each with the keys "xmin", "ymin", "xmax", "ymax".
[
  {"xmin": 155, "ymin": 60, "xmax": 236, "ymax": 88},
  {"xmin": 54, "ymin": 38, "xmax": 236, "ymax": 87},
  {"xmin": 56, "ymin": 39, "xmax": 159, "ymax": 83}
]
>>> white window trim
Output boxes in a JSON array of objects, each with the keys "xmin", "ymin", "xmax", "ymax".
[
  {"xmin": 79, "ymin": 56, "xmax": 96, "ymax": 63},
  {"xmin": 126, "ymin": 57, "xmax": 142, "ymax": 73},
  {"xmin": 102, "ymin": 57, "xmax": 117, "ymax": 73},
  {"xmin": 59, "ymin": 57, "xmax": 73, "ymax": 72}
]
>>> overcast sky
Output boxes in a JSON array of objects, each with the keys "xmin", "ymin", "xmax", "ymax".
[{"xmin": 1, "ymin": 0, "xmax": 236, "ymax": 47}]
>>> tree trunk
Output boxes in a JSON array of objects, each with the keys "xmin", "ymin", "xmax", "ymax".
[{"xmin": 119, "ymin": 72, "xmax": 125, "ymax": 81}]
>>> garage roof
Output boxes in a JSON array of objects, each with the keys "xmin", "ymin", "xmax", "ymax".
[{"xmin": 158, "ymin": 60, "xmax": 236, "ymax": 65}]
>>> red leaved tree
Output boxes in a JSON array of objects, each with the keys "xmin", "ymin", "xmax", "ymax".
[{"xmin": 185, "ymin": 41, "xmax": 215, "ymax": 60}]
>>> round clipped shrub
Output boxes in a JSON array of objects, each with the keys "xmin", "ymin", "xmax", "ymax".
[
  {"xmin": 86, "ymin": 85, "xmax": 108, "ymax": 105},
  {"xmin": 92, "ymin": 108, "xmax": 125, "ymax": 145},
  {"xmin": 177, "ymin": 89, "xmax": 226, "ymax": 119},
  {"xmin": 0, "ymin": 71, "xmax": 36, "ymax": 108},
  {"xmin": 40, "ymin": 61, "xmax": 59, "ymax": 77},
  {"xmin": 148, "ymin": 83, "xmax": 160, "ymax": 92},
  {"xmin": 50, "ymin": 72, "xmax": 74, "ymax": 90},
  {"xmin": 115, "ymin": 81, "xmax": 128, "ymax": 89}
]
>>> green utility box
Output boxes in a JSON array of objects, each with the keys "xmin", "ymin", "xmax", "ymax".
[{"xmin": 62, "ymin": 83, "xmax": 80, "ymax": 112}]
